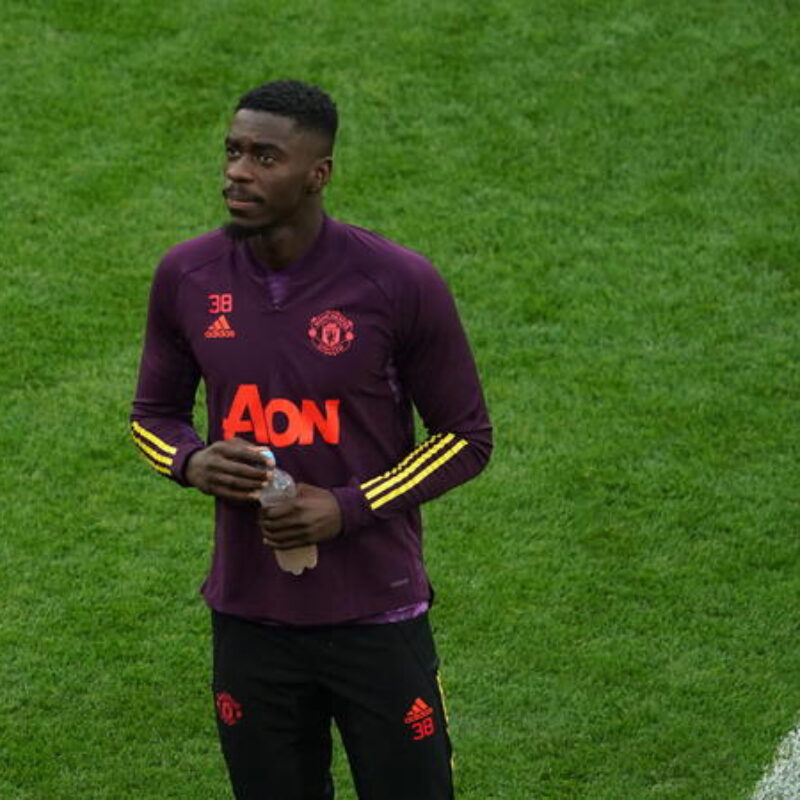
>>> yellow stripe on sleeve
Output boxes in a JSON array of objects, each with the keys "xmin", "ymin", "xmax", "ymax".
[
  {"xmin": 361, "ymin": 434, "xmax": 444, "ymax": 491},
  {"xmin": 141, "ymin": 456, "xmax": 172, "ymax": 476},
  {"xmin": 363, "ymin": 434, "xmax": 455, "ymax": 501},
  {"xmin": 369, "ymin": 438, "xmax": 468, "ymax": 510},
  {"xmin": 131, "ymin": 440, "xmax": 172, "ymax": 475},
  {"xmin": 132, "ymin": 433, "xmax": 173, "ymax": 466},
  {"xmin": 130, "ymin": 422, "xmax": 175, "ymax": 476},
  {"xmin": 131, "ymin": 420, "xmax": 178, "ymax": 455}
]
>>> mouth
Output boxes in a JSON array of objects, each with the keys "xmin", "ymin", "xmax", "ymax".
[{"xmin": 222, "ymin": 187, "xmax": 263, "ymax": 212}]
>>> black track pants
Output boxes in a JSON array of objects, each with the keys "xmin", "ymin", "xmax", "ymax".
[{"xmin": 212, "ymin": 610, "xmax": 455, "ymax": 800}]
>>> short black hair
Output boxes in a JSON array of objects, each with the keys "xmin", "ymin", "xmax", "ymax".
[{"xmin": 235, "ymin": 80, "xmax": 338, "ymax": 147}]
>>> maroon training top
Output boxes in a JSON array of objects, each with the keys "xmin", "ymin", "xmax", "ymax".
[{"xmin": 131, "ymin": 216, "xmax": 492, "ymax": 625}]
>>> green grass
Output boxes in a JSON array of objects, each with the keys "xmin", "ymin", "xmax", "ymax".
[{"xmin": 1, "ymin": 1, "xmax": 798, "ymax": 797}]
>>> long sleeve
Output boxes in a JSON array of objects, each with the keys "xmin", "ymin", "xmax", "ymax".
[
  {"xmin": 332, "ymin": 261, "xmax": 492, "ymax": 533},
  {"xmin": 130, "ymin": 260, "xmax": 205, "ymax": 485}
]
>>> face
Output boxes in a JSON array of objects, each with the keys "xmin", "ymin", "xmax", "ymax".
[{"xmin": 222, "ymin": 109, "xmax": 332, "ymax": 235}]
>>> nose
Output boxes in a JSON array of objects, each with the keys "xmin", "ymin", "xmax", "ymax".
[{"xmin": 225, "ymin": 155, "xmax": 254, "ymax": 183}]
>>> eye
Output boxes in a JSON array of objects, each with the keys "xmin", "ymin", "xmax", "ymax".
[
  {"xmin": 257, "ymin": 153, "xmax": 277, "ymax": 166},
  {"xmin": 225, "ymin": 144, "xmax": 240, "ymax": 159}
]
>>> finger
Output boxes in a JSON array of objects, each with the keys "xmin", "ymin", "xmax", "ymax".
[
  {"xmin": 219, "ymin": 445, "xmax": 271, "ymax": 470},
  {"xmin": 217, "ymin": 440, "xmax": 273, "ymax": 469},
  {"xmin": 260, "ymin": 518, "xmax": 308, "ymax": 537},
  {"xmin": 252, "ymin": 447, "xmax": 276, "ymax": 467},
  {"xmin": 262, "ymin": 532, "xmax": 308, "ymax": 549},
  {"xmin": 258, "ymin": 503, "xmax": 308, "ymax": 530},
  {"xmin": 209, "ymin": 469, "xmax": 266, "ymax": 494},
  {"xmin": 214, "ymin": 458, "xmax": 269, "ymax": 483},
  {"xmin": 214, "ymin": 487, "xmax": 262, "ymax": 504},
  {"xmin": 259, "ymin": 500, "xmax": 297, "ymax": 521},
  {"xmin": 253, "ymin": 448, "xmax": 276, "ymax": 485},
  {"xmin": 214, "ymin": 486, "xmax": 262, "ymax": 504},
  {"xmin": 235, "ymin": 443, "xmax": 277, "ymax": 474}
]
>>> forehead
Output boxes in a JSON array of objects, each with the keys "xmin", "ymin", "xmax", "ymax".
[{"xmin": 227, "ymin": 109, "xmax": 301, "ymax": 145}]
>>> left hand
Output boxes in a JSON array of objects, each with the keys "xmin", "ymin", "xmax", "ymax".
[{"xmin": 259, "ymin": 483, "xmax": 342, "ymax": 549}]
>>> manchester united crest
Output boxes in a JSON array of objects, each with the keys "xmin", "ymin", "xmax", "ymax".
[{"xmin": 308, "ymin": 309, "xmax": 355, "ymax": 356}]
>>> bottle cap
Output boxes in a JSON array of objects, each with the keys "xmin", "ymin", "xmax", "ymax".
[{"xmin": 260, "ymin": 448, "xmax": 276, "ymax": 465}]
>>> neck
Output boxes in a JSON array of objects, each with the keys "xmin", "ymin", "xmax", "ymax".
[{"xmin": 248, "ymin": 206, "xmax": 324, "ymax": 270}]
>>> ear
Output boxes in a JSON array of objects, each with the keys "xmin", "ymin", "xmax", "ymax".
[{"xmin": 307, "ymin": 157, "xmax": 333, "ymax": 195}]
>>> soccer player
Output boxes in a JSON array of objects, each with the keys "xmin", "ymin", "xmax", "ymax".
[{"xmin": 130, "ymin": 79, "xmax": 492, "ymax": 800}]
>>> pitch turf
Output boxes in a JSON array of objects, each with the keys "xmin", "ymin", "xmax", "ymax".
[{"xmin": 1, "ymin": 1, "xmax": 798, "ymax": 798}]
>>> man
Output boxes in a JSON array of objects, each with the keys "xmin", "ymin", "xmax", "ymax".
[{"xmin": 131, "ymin": 79, "xmax": 492, "ymax": 800}]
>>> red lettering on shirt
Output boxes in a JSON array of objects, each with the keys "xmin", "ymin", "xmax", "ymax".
[
  {"xmin": 264, "ymin": 398, "xmax": 303, "ymax": 447},
  {"xmin": 208, "ymin": 293, "xmax": 233, "ymax": 314},
  {"xmin": 222, "ymin": 384, "xmax": 269, "ymax": 441},
  {"xmin": 222, "ymin": 385, "xmax": 341, "ymax": 446},
  {"xmin": 299, "ymin": 399, "xmax": 341, "ymax": 444}
]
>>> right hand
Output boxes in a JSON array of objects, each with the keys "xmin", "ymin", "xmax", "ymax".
[{"xmin": 185, "ymin": 438, "xmax": 273, "ymax": 503}]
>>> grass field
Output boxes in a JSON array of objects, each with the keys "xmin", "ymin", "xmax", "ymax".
[{"xmin": 1, "ymin": 1, "xmax": 798, "ymax": 798}]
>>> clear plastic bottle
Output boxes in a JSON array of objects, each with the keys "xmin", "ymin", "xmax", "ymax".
[
  {"xmin": 259, "ymin": 449, "xmax": 318, "ymax": 576},
  {"xmin": 259, "ymin": 463, "xmax": 297, "ymax": 505}
]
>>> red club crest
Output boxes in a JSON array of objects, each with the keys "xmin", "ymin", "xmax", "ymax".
[
  {"xmin": 215, "ymin": 692, "xmax": 243, "ymax": 726},
  {"xmin": 308, "ymin": 310, "xmax": 355, "ymax": 356}
]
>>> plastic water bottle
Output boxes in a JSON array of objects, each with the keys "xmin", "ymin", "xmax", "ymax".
[
  {"xmin": 259, "ymin": 460, "xmax": 297, "ymax": 505},
  {"xmin": 259, "ymin": 449, "xmax": 318, "ymax": 576}
]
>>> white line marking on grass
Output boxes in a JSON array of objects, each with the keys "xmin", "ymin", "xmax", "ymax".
[{"xmin": 752, "ymin": 723, "xmax": 800, "ymax": 800}]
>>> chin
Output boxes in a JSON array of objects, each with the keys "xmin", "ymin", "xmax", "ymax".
[{"xmin": 223, "ymin": 220, "xmax": 273, "ymax": 240}]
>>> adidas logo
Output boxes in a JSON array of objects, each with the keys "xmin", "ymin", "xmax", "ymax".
[
  {"xmin": 403, "ymin": 698, "xmax": 434, "ymax": 724},
  {"xmin": 205, "ymin": 315, "xmax": 236, "ymax": 339}
]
